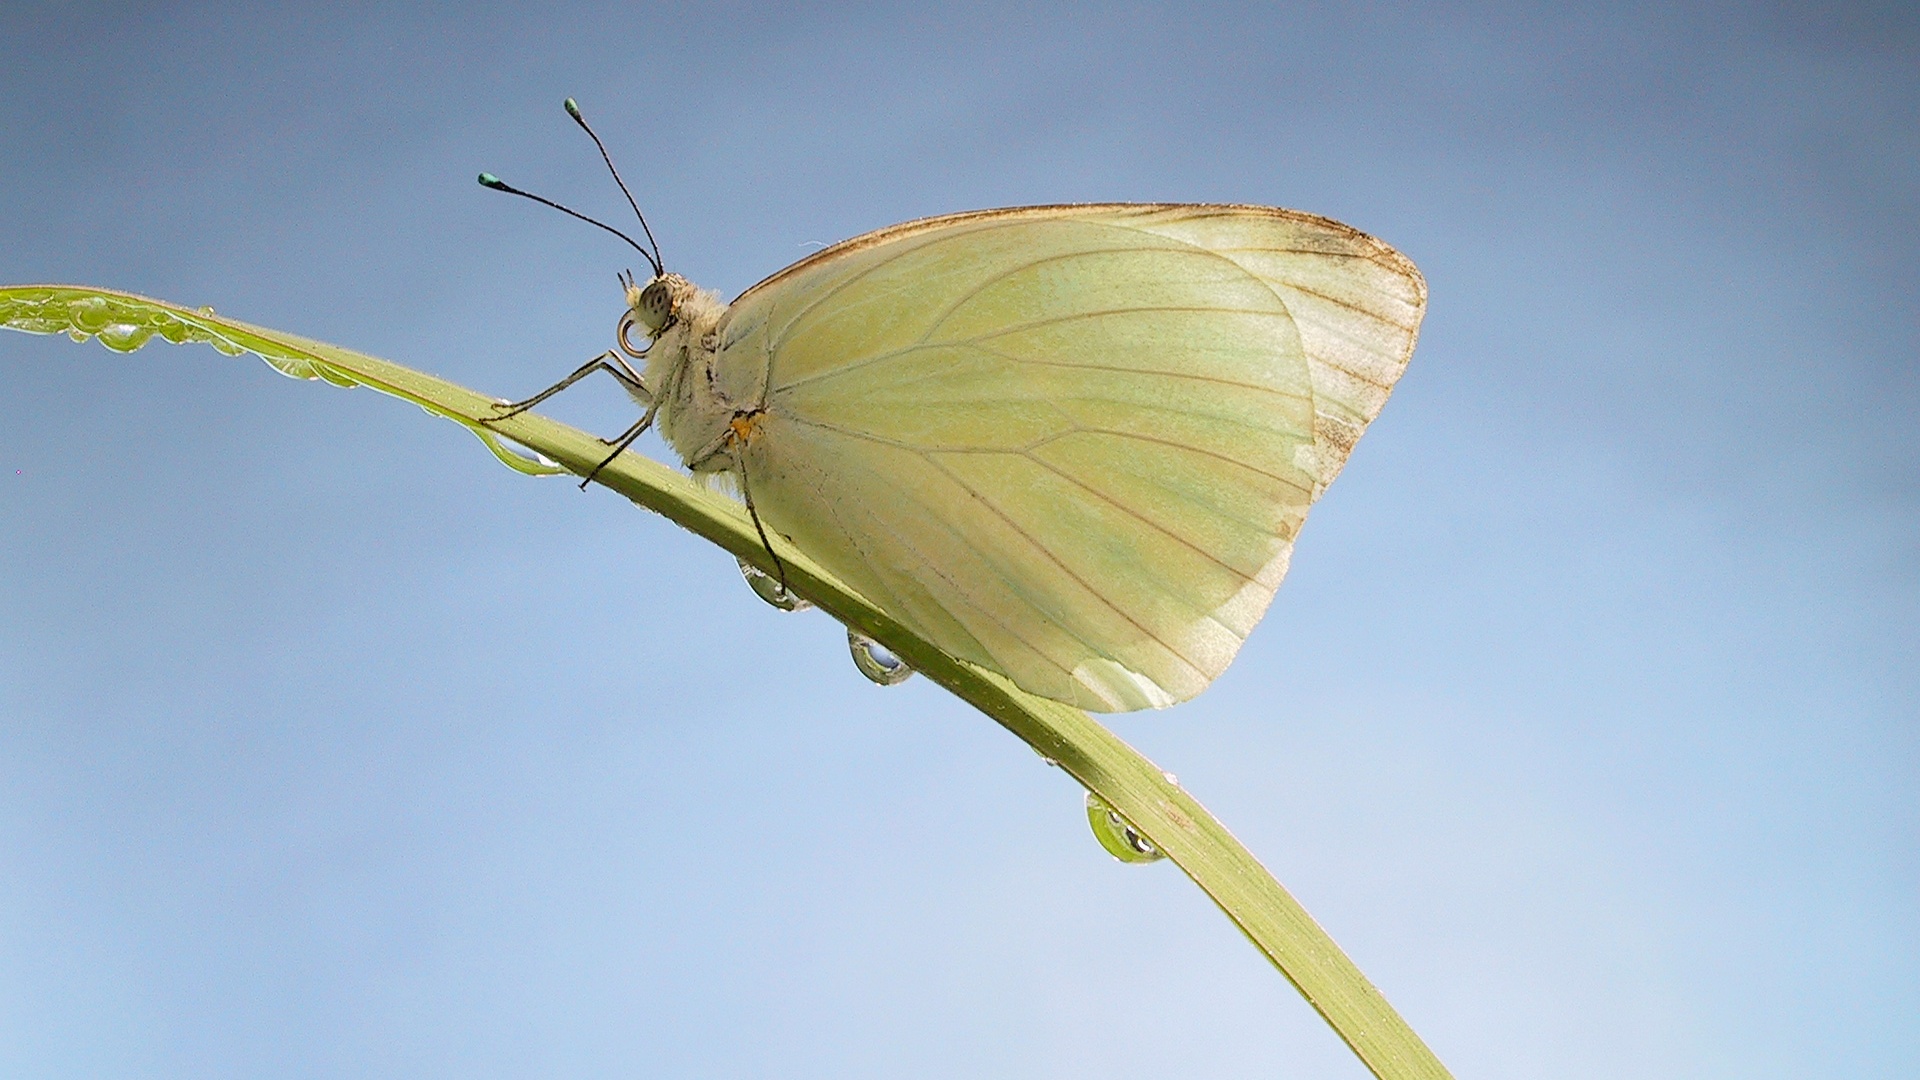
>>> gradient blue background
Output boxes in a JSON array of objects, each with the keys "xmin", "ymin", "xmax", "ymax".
[{"xmin": 2, "ymin": 3, "xmax": 1914, "ymax": 1077}]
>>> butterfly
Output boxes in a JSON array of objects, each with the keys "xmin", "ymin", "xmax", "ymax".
[{"xmin": 487, "ymin": 109, "xmax": 1426, "ymax": 712}]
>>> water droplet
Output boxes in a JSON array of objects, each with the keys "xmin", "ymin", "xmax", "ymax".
[
  {"xmin": 197, "ymin": 305, "xmax": 216, "ymax": 316},
  {"xmin": 1161, "ymin": 771, "xmax": 1179, "ymax": 787},
  {"xmin": 67, "ymin": 295, "xmax": 110, "ymax": 333},
  {"xmin": 1085, "ymin": 792, "xmax": 1164, "ymax": 864},
  {"xmin": 848, "ymin": 629, "xmax": 912, "ymax": 685},
  {"xmin": 97, "ymin": 323, "xmax": 154, "ymax": 352},
  {"xmin": 737, "ymin": 557, "xmax": 811, "ymax": 611},
  {"xmin": 157, "ymin": 316, "xmax": 194, "ymax": 344}
]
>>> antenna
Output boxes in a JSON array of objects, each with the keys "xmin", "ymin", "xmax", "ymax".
[
  {"xmin": 564, "ymin": 98, "xmax": 664, "ymax": 276},
  {"xmin": 476, "ymin": 173, "xmax": 663, "ymax": 277}
]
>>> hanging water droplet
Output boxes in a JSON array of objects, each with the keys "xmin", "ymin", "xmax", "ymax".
[
  {"xmin": 737, "ymin": 556, "xmax": 811, "ymax": 611},
  {"xmin": 97, "ymin": 323, "xmax": 153, "ymax": 352},
  {"xmin": 847, "ymin": 629, "xmax": 913, "ymax": 685},
  {"xmin": 1085, "ymin": 792, "xmax": 1164, "ymax": 864}
]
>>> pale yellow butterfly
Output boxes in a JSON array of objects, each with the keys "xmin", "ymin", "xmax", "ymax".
[
  {"xmin": 600, "ymin": 204, "xmax": 1427, "ymax": 712},
  {"xmin": 486, "ymin": 112, "xmax": 1424, "ymax": 712}
]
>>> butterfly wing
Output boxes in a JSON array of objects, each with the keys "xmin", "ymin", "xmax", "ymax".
[{"xmin": 716, "ymin": 205, "xmax": 1426, "ymax": 711}]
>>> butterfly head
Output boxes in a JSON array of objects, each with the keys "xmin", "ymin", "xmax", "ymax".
[
  {"xmin": 624, "ymin": 271, "xmax": 697, "ymax": 334},
  {"xmin": 618, "ymin": 270, "xmax": 701, "ymax": 360}
]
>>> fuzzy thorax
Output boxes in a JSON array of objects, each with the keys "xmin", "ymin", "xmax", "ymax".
[{"xmin": 634, "ymin": 274, "xmax": 737, "ymax": 471}]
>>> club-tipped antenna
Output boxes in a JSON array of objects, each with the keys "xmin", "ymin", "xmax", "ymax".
[
  {"xmin": 477, "ymin": 173, "xmax": 664, "ymax": 277},
  {"xmin": 564, "ymin": 98, "xmax": 664, "ymax": 277}
]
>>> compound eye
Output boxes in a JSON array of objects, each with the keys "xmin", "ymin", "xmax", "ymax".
[{"xmin": 634, "ymin": 278, "xmax": 674, "ymax": 333}]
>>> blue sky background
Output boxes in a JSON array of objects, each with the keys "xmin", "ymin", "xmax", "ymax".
[{"xmin": 1, "ymin": 3, "xmax": 1914, "ymax": 1077}]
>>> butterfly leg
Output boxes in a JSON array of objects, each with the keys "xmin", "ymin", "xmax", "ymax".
[
  {"xmin": 485, "ymin": 350, "xmax": 649, "ymax": 422},
  {"xmin": 732, "ymin": 460, "xmax": 794, "ymax": 597},
  {"xmin": 680, "ymin": 419, "xmax": 792, "ymax": 597},
  {"xmin": 577, "ymin": 401, "xmax": 659, "ymax": 489}
]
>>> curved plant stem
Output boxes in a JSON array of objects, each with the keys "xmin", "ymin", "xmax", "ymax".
[{"xmin": 3, "ymin": 285, "xmax": 1453, "ymax": 1080}]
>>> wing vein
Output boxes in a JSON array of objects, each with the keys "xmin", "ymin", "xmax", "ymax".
[
  {"xmin": 914, "ymin": 453, "xmax": 1213, "ymax": 681},
  {"xmin": 969, "ymin": 305, "xmax": 1288, "ymax": 343},
  {"xmin": 768, "ymin": 229, "xmax": 956, "ymax": 350},
  {"xmin": 783, "ymin": 413, "xmax": 1313, "ymax": 496},
  {"xmin": 774, "ymin": 339, "xmax": 1312, "ymax": 402},
  {"xmin": 970, "ymin": 342, "xmax": 1311, "ymax": 402},
  {"xmin": 1275, "ymin": 281, "xmax": 1417, "ymax": 329},
  {"xmin": 803, "ymin": 445, "xmax": 1111, "ymax": 681},
  {"xmin": 1211, "ymin": 245, "xmax": 1377, "ymax": 259},
  {"xmin": 771, "ymin": 306, "xmax": 1291, "ymax": 393},
  {"xmin": 914, "ymin": 244, "xmax": 1205, "ymax": 344},
  {"xmin": 1010, "ymin": 453, "xmax": 1260, "ymax": 585}
]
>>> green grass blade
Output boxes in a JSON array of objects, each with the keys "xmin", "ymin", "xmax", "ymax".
[{"xmin": 2, "ymin": 284, "xmax": 1453, "ymax": 1080}]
